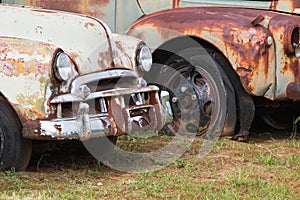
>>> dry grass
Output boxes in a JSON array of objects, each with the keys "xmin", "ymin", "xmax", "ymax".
[{"xmin": 0, "ymin": 130, "xmax": 299, "ymax": 199}]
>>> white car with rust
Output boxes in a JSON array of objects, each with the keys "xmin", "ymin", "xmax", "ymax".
[{"xmin": 0, "ymin": 4, "xmax": 171, "ymax": 170}]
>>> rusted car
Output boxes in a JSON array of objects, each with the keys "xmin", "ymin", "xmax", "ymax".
[
  {"xmin": 7, "ymin": 0, "xmax": 300, "ymax": 141},
  {"xmin": 0, "ymin": 4, "xmax": 172, "ymax": 170}
]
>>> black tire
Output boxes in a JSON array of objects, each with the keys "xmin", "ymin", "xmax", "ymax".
[
  {"xmin": 158, "ymin": 48, "xmax": 228, "ymax": 137},
  {"xmin": 0, "ymin": 97, "xmax": 32, "ymax": 171},
  {"xmin": 215, "ymin": 62, "xmax": 237, "ymax": 136},
  {"xmin": 261, "ymin": 114, "xmax": 292, "ymax": 130},
  {"xmin": 208, "ymin": 50, "xmax": 237, "ymax": 136},
  {"xmin": 256, "ymin": 106, "xmax": 295, "ymax": 131}
]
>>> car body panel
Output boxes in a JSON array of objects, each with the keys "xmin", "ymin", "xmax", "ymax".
[
  {"xmin": 7, "ymin": 0, "xmax": 300, "ymax": 100},
  {"xmin": 7, "ymin": 0, "xmax": 300, "ymax": 32},
  {"xmin": 4, "ymin": 0, "xmax": 117, "ymax": 31},
  {"xmin": 0, "ymin": 4, "xmax": 116, "ymax": 74},
  {"xmin": 0, "ymin": 4, "xmax": 169, "ymax": 140},
  {"xmin": 127, "ymin": 7, "xmax": 300, "ymax": 100},
  {"xmin": 0, "ymin": 37, "xmax": 57, "ymax": 122}
]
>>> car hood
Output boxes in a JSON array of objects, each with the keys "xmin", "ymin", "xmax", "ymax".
[{"xmin": 0, "ymin": 4, "xmax": 117, "ymax": 75}]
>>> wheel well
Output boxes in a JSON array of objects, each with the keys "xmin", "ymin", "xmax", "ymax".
[
  {"xmin": 153, "ymin": 36, "xmax": 204, "ymax": 64},
  {"xmin": 151, "ymin": 36, "xmax": 256, "ymax": 136},
  {"xmin": 0, "ymin": 92, "xmax": 24, "ymax": 125},
  {"xmin": 0, "ymin": 92, "xmax": 9, "ymax": 103},
  {"xmin": 152, "ymin": 36, "xmax": 238, "ymax": 84}
]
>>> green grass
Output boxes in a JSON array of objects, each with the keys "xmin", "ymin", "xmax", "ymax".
[{"xmin": 0, "ymin": 132, "xmax": 299, "ymax": 200}]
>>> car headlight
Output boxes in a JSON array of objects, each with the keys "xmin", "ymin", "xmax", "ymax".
[
  {"xmin": 284, "ymin": 25, "xmax": 300, "ymax": 54},
  {"xmin": 137, "ymin": 45, "xmax": 152, "ymax": 72},
  {"xmin": 53, "ymin": 52, "xmax": 73, "ymax": 81}
]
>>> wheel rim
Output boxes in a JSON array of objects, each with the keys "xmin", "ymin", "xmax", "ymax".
[
  {"xmin": 0, "ymin": 128, "xmax": 4, "ymax": 159},
  {"xmin": 164, "ymin": 63, "xmax": 221, "ymax": 135}
]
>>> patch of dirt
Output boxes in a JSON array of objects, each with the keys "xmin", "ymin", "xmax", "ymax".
[{"xmin": 28, "ymin": 129, "xmax": 299, "ymax": 171}]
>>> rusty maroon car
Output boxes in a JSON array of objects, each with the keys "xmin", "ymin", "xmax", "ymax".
[
  {"xmin": 5, "ymin": 1, "xmax": 300, "ymax": 141},
  {"xmin": 126, "ymin": 0, "xmax": 300, "ymax": 142},
  {"xmin": 0, "ymin": 4, "xmax": 171, "ymax": 170}
]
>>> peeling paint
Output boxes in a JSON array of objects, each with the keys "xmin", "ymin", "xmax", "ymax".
[
  {"xmin": 126, "ymin": 5, "xmax": 300, "ymax": 100},
  {"xmin": 0, "ymin": 4, "xmax": 167, "ymax": 141}
]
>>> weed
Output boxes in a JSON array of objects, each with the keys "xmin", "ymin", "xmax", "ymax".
[
  {"xmin": 254, "ymin": 152, "xmax": 281, "ymax": 166},
  {"xmin": 291, "ymin": 116, "xmax": 300, "ymax": 139}
]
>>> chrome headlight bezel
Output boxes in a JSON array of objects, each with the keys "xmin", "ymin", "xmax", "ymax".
[
  {"xmin": 53, "ymin": 51, "xmax": 73, "ymax": 81},
  {"xmin": 136, "ymin": 45, "xmax": 153, "ymax": 72}
]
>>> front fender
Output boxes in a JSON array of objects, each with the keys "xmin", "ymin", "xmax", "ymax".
[
  {"xmin": 0, "ymin": 37, "xmax": 59, "ymax": 122},
  {"xmin": 128, "ymin": 7, "xmax": 277, "ymax": 99},
  {"xmin": 111, "ymin": 33, "xmax": 144, "ymax": 74}
]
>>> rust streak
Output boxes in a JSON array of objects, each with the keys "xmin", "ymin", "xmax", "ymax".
[
  {"xmin": 84, "ymin": 22, "xmax": 95, "ymax": 29},
  {"xmin": 173, "ymin": 0, "xmax": 180, "ymax": 8}
]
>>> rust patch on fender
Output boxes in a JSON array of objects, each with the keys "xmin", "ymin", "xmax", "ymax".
[
  {"xmin": 129, "ymin": 7, "xmax": 275, "ymax": 97},
  {"xmin": 84, "ymin": 22, "xmax": 96, "ymax": 29},
  {"xmin": 0, "ymin": 39, "xmax": 52, "ymax": 77}
]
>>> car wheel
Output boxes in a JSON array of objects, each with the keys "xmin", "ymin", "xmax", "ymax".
[
  {"xmin": 158, "ymin": 48, "xmax": 228, "ymax": 137},
  {"xmin": 0, "ymin": 97, "xmax": 32, "ymax": 171},
  {"xmin": 259, "ymin": 110, "xmax": 294, "ymax": 131}
]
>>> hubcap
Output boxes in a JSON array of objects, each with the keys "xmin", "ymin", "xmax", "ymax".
[
  {"xmin": 166, "ymin": 64, "xmax": 218, "ymax": 135},
  {"xmin": 190, "ymin": 71, "xmax": 213, "ymax": 127}
]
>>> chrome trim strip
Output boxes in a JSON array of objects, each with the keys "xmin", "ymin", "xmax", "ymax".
[
  {"xmin": 71, "ymin": 69, "xmax": 138, "ymax": 94},
  {"xmin": 51, "ymin": 85, "xmax": 159, "ymax": 103}
]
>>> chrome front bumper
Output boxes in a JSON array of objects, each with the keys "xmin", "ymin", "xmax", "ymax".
[{"xmin": 22, "ymin": 85, "xmax": 173, "ymax": 141}]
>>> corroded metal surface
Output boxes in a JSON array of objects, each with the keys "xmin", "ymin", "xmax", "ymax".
[
  {"xmin": 0, "ymin": 4, "xmax": 167, "ymax": 140},
  {"xmin": 0, "ymin": 4, "xmax": 114, "ymax": 74},
  {"xmin": 7, "ymin": 0, "xmax": 300, "ymax": 101},
  {"xmin": 0, "ymin": 37, "xmax": 57, "ymax": 122},
  {"xmin": 3, "ymin": 0, "xmax": 300, "ymax": 141},
  {"xmin": 0, "ymin": 4, "xmax": 143, "ymax": 74},
  {"xmin": 128, "ymin": 6, "xmax": 300, "ymax": 101},
  {"xmin": 0, "ymin": 5, "xmax": 112, "ymax": 122},
  {"xmin": 3, "ymin": 0, "xmax": 117, "ymax": 30},
  {"xmin": 22, "ymin": 85, "xmax": 166, "ymax": 140},
  {"xmin": 111, "ymin": 33, "xmax": 144, "ymax": 72},
  {"xmin": 7, "ymin": 0, "xmax": 300, "ymax": 31}
]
